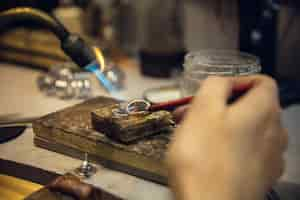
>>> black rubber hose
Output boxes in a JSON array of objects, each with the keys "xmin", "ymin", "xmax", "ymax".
[
  {"xmin": 0, "ymin": 7, "xmax": 69, "ymax": 41},
  {"xmin": 0, "ymin": 7, "xmax": 96, "ymax": 68}
]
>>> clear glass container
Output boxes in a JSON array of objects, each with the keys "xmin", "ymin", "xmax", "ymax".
[{"xmin": 181, "ymin": 50, "xmax": 262, "ymax": 97}]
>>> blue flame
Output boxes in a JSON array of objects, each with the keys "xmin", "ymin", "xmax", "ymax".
[{"xmin": 85, "ymin": 62, "xmax": 116, "ymax": 92}]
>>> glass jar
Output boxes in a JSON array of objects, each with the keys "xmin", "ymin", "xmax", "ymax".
[{"xmin": 181, "ymin": 50, "xmax": 262, "ymax": 97}]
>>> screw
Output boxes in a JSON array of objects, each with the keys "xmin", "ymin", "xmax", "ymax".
[{"xmin": 74, "ymin": 153, "xmax": 97, "ymax": 179}]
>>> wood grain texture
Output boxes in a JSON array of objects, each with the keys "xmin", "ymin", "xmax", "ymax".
[
  {"xmin": 91, "ymin": 104, "xmax": 173, "ymax": 143},
  {"xmin": 33, "ymin": 96, "xmax": 173, "ymax": 184}
]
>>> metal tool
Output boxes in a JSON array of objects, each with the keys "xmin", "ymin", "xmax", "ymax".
[
  {"xmin": 0, "ymin": 126, "xmax": 27, "ymax": 144},
  {"xmin": 73, "ymin": 153, "xmax": 97, "ymax": 179},
  {"xmin": 139, "ymin": 80, "xmax": 255, "ymax": 115},
  {"xmin": 0, "ymin": 116, "xmax": 40, "ymax": 143},
  {"xmin": 0, "ymin": 117, "xmax": 39, "ymax": 128},
  {"xmin": 0, "ymin": 7, "xmax": 123, "ymax": 93},
  {"xmin": 111, "ymin": 97, "xmax": 193, "ymax": 119}
]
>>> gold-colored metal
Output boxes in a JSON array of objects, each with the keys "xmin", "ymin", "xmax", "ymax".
[{"xmin": 0, "ymin": 174, "xmax": 42, "ymax": 200}]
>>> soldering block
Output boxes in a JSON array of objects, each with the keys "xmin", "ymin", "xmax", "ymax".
[
  {"xmin": 33, "ymin": 96, "xmax": 173, "ymax": 184},
  {"xmin": 91, "ymin": 104, "xmax": 174, "ymax": 144}
]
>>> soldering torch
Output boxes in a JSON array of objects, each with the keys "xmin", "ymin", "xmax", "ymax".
[{"xmin": 0, "ymin": 7, "xmax": 117, "ymax": 92}]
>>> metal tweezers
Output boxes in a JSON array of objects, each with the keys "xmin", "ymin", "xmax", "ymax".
[{"xmin": 0, "ymin": 116, "xmax": 38, "ymax": 128}]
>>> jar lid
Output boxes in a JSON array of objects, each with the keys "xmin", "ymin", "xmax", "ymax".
[{"xmin": 184, "ymin": 50, "xmax": 261, "ymax": 76}]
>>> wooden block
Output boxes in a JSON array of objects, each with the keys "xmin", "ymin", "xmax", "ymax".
[
  {"xmin": 91, "ymin": 104, "xmax": 173, "ymax": 143},
  {"xmin": 33, "ymin": 96, "xmax": 173, "ymax": 185}
]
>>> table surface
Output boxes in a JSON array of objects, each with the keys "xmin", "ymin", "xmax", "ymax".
[{"xmin": 0, "ymin": 63, "xmax": 300, "ymax": 200}]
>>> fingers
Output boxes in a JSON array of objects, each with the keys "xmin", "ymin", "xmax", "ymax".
[
  {"xmin": 193, "ymin": 75, "xmax": 278, "ymax": 108},
  {"xmin": 193, "ymin": 76, "xmax": 234, "ymax": 110},
  {"xmin": 272, "ymin": 113, "xmax": 289, "ymax": 153},
  {"xmin": 235, "ymin": 75, "xmax": 279, "ymax": 106},
  {"xmin": 192, "ymin": 75, "xmax": 278, "ymax": 112},
  {"xmin": 276, "ymin": 128, "xmax": 287, "ymax": 180},
  {"xmin": 186, "ymin": 75, "xmax": 279, "ymax": 123},
  {"xmin": 262, "ymin": 113, "xmax": 288, "ymax": 183},
  {"xmin": 173, "ymin": 105, "xmax": 189, "ymax": 123},
  {"xmin": 275, "ymin": 126, "xmax": 288, "ymax": 181},
  {"xmin": 229, "ymin": 75, "xmax": 280, "ymax": 119},
  {"xmin": 280, "ymin": 127, "xmax": 289, "ymax": 153},
  {"xmin": 264, "ymin": 118, "xmax": 288, "ymax": 156}
]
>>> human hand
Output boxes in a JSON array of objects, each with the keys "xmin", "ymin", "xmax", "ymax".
[{"xmin": 167, "ymin": 75, "xmax": 288, "ymax": 200}]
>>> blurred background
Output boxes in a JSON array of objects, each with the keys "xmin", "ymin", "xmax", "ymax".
[
  {"xmin": 0, "ymin": 0, "xmax": 299, "ymax": 78},
  {"xmin": 0, "ymin": 1, "xmax": 300, "ymax": 102}
]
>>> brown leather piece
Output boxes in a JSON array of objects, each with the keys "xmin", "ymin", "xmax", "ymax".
[{"xmin": 48, "ymin": 175, "xmax": 93, "ymax": 200}]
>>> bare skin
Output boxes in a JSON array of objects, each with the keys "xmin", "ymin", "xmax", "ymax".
[{"xmin": 167, "ymin": 75, "xmax": 288, "ymax": 200}]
